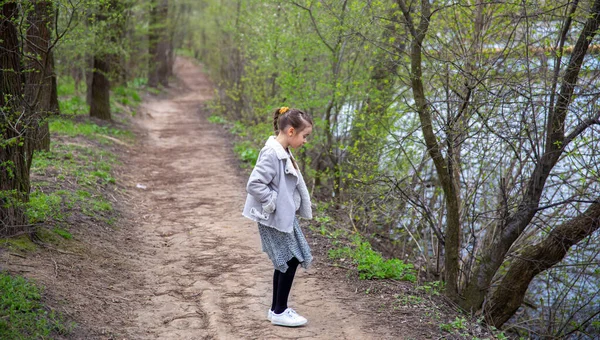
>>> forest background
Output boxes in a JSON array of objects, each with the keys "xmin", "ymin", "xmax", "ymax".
[{"xmin": 1, "ymin": 0, "xmax": 600, "ymax": 338}]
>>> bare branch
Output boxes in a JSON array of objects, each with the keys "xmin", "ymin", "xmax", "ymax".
[{"xmin": 290, "ymin": 1, "xmax": 335, "ymax": 53}]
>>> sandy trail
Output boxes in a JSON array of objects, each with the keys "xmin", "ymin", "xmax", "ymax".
[{"xmin": 121, "ymin": 58, "xmax": 393, "ymax": 340}]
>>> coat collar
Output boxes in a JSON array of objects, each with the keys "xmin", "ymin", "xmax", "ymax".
[
  {"xmin": 265, "ymin": 136, "xmax": 299, "ymax": 178},
  {"xmin": 265, "ymin": 135, "xmax": 292, "ymax": 160}
]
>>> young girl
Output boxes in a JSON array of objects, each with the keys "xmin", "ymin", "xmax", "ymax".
[{"xmin": 242, "ymin": 107, "xmax": 314, "ymax": 327}]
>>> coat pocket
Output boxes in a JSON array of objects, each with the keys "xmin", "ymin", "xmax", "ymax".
[
  {"xmin": 262, "ymin": 191, "xmax": 278, "ymax": 214},
  {"xmin": 250, "ymin": 207, "xmax": 270, "ymax": 220}
]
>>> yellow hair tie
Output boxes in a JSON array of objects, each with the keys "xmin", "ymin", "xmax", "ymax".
[{"xmin": 279, "ymin": 107, "xmax": 289, "ymax": 115}]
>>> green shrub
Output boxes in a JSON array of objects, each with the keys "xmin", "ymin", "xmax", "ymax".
[
  {"xmin": 440, "ymin": 316, "xmax": 468, "ymax": 333},
  {"xmin": 416, "ymin": 281, "xmax": 444, "ymax": 296},
  {"xmin": 233, "ymin": 141, "xmax": 259, "ymax": 166},
  {"xmin": 231, "ymin": 121, "xmax": 246, "ymax": 136},
  {"xmin": 208, "ymin": 114, "xmax": 227, "ymax": 124},
  {"xmin": 329, "ymin": 236, "xmax": 416, "ymax": 281},
  {"xmin": 0, "ymin": 272, "xmax": 73, "ymax": 339}
]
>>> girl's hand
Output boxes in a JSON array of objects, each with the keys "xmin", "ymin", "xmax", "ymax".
[{"xmin": 262, "ymin": 191, "xmax": 277, "ymax": 214}]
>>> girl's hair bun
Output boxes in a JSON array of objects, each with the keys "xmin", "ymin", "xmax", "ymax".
[{"xmin": 273, "ymin": 106, "xmax": 313, "ymax": 135}]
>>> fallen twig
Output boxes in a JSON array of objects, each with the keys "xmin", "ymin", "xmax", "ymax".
[
  {"xmin": 162, "ymin": 311, "xmax": 203, "ymax": 324},
  {"xmin": 327, "ymin": 263, "xmax": 353, "ymax": 271},
  {"xmin": 51, "ymin": 257, "xmax": 58, "ymax": 278}
]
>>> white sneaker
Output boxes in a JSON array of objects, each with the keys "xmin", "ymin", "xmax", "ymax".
[
  {"xmin": 267, "ymin": 309, "xmax": 274, "ymax": 321},
  {"xmin": 271, "ymin": 308, "xmax": 307, "ymax": 327}
]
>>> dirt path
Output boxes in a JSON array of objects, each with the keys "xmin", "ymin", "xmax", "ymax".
[{"xmin": 119, "ymin": 58, "xmax": 396, "ymax": 339}]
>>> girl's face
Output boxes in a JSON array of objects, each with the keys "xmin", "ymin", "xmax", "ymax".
[{"xmin": 285, "ymin": 124, "xmax": 313, "ymax": 149}]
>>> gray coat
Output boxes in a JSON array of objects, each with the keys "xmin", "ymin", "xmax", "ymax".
[{"xmin": 242, "ymin": 136, "xmax": 312, "ymax": 233}]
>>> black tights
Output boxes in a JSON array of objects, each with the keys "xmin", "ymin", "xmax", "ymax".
[{"xmin": 271, "ymin": 257, "xmax": 300, "ymax": 314}]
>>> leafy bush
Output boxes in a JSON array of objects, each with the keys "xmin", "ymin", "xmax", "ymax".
[
  {"xmin": 208, "ymin": 114, "xmax": 227, "ymax": 124},
  {"xmin": 233, "ymin": 141, "xmax": 259, "ymax": 166},
  {"xmin": 0, "ymin": 272, "xmax": 73, "ymax": 339},
  {"xmin": 230, "ymin": 121, "xmax": 246, "ymax": 136},
  {"xmin": 329, "ymin": 236, "xmax": 416, "ymax": 281}
]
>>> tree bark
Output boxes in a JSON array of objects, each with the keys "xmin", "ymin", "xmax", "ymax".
[
  {"xmin": 148, "ymin": 0, "xmax": 170, "ymax": 88},
  {"xmin": 485, "ymin": 201, "xmax": 600, "ymax": 327},
  {"xmin": 90, "ymin": 56, "xmax": 112, "ymax": 120},
  {"xmin": 49, "ymin": 50, "xmax": 60, "ymax": 114},
  {"xmin": 89, "ymin": 0, "xmax": 123, "ymax": 120},
  {"xmin": 462, "ymin": 0, "xmax": 600, "ymax": 312},
  {"xmin": 0, "ymin": 2, "xmax": 34, "ymax": 236},
  {"xmin": 396, "ymin": 0, "xmax": 462, "ymax": 300}
]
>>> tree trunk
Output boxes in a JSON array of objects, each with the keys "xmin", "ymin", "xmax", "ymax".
[
  {"xmin": 49, "ymin": 51, "xmax": 60, "ymax": 114},
  {"xmin": 396, "ymin": 0, "xmax": 461, "ymax": 300},
  {"xmin": 461, "ymin": 0, "xmax": 600, "ymax": 313},
  {"xmin": 86, "ymin": 54, "xmax": 94, "ymax": 107},
  {"xmin": 0, "ymin": 2, "xmax": 34, "ymax": 236},
  {"xmin": 25, "ymin": 0, "xmax": 55, "ymax": 152},
  {"xmin": 485, "ymin": 201, "xmax": 600, "ymax": 327},
  {"xmin": 90, "ymin": 56, "xmax": 112, "ymax": 120},
  {"xmin": 89, "ymin": 0, "xmax": 124, "ymax": 120},
  {"xmin": 148, "ymin": 0, "xmax": 170, "ymax": 88}
]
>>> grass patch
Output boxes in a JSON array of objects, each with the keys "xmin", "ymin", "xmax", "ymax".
[
  {"xmin": 49, "ymin": 117, "xmax": 133, "ymax": 143},
  {"xmin": 113, "ymin": 85, "xmax": 142, "ymax": 106},
  {"xmin": 33, "ymin": 227, "xmax": 73, "ymax": 246},
  {"xmin": 26, "ymin": 188, "xmax": 114, "ymax": 228},
  {"xmin": 57, "ymin": 76, "xmax": 88, "ymax": 116},
  {"xmin": 111, "ymin": 81, "xmax": 144, "ymax": 116},
  {"xmin": 58, "ymin": 96, "xmax": 88, "ymax": 116},
  {"xmin": 52, "ymin": 227, "xmax": 72, "ymax": 240},
  {"xmin": 0, "ymin": 236, "xmax": 37, "ymax": 253},
  {"xmin": 29, "ymin": 138, "xmax": 118, "ymax": 227},
  {"xmin": 0, "ymin": 272, "xmax": 73, "ymax": 339},
  {"xmin": 26, "ymin": 191, "xmax": 64, "ymax": 224},
  {"xmin": 57, "ymin": 76, "xmax": 78, "ymax": 97},
  {"xmin": 329, "ymin": 235, "xmax": 417, "ymax": 281},
  {"xmin": 31, "ymin": 145, "xmax": 118, "ymax": 188}
]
